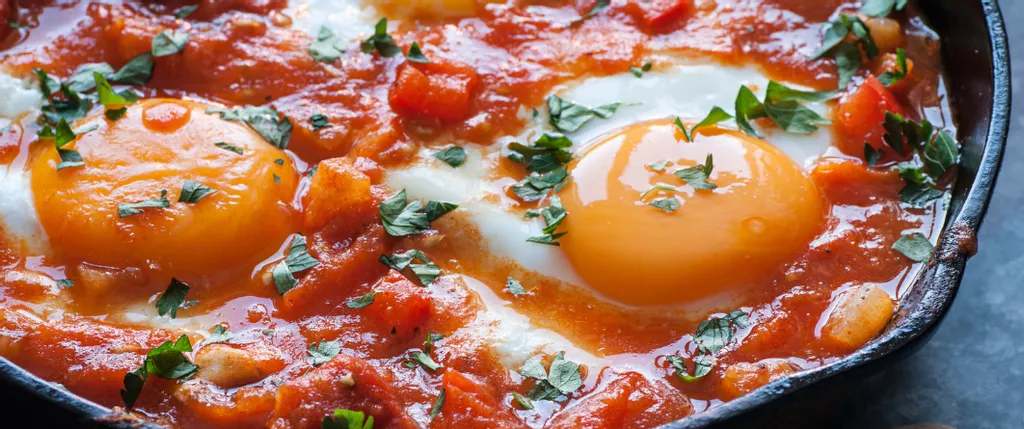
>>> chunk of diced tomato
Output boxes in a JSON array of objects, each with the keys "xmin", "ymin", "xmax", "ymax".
[
  {"xmin": 389, "ymin": 59, "xmax": 479, "ymax": 122},
  {"xmin": 834, "ymin": 76, "xmax": 907, "ymax": 161},
  {"xmin": 431, "ymin": 370, "xmax": 527, "ymax": 429},
  {"xmin": 268, "ymin": 352, "xmax": 417, "ymax": 429},
  {"xmin": 811, "ymin": 159, "xmax": 904, "ymax": 205},
  {"xmin": 364, "ymin": 270, "xmax": 432, "ymax": 339},
  {"xmin": 548, "ymin": 371, "xmax": 693, "ymax": 429},
  {"xmin": 623, "ymin": 0, "xmax": 693, "ymax": 30},
  {"xmin": 302, "ymin": 157, "xmax": 376, "ymax": 239}
]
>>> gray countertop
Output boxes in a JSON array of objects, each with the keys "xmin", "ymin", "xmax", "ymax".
[{"xmin": 840, "ymin": 2, "xmax": 1022, "ymax": 427}]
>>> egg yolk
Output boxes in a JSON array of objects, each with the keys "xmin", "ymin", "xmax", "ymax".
[
  {"xmin": 30, "ymin": 99, "xmax": 299, "ymax": 277},
  {"xmin": 558, "ymin": 119, "xmax": 825, "ymax": 307}
]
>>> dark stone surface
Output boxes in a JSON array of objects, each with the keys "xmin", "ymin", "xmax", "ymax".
[{"xmin": 839, "ymin": 2, "xmax": 1022, "ymax": 428}]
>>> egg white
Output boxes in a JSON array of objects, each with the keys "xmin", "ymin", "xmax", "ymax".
[
  {"xmin": 286, "ymin": 0, "xmax": 381, "ymax": 46},
  {"xmin": 0, "ymin": 72, "xmax": 42, "ymax": 120}
]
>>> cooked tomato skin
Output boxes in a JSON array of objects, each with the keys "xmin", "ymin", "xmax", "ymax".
[
  {"xmin": 548, "ymin": 371, "xmax": 693, "ymax": 429},
  {"xmin": 389, "ymin": 59, "xmax": 479, "ymax": 122},
  {"xmin": 364, "ymin": 270, "xmax": 432, "ymax": 339},
  {"xmin": 432, "ymin": 370, "xmax": 528, "ymax": 429},
  {"xmin": 834, "ymin": 76, "xmax": 908, "ymax": 161},
  {"xmin": 268, "ymin": 353, "xmax": 418, "ymax": 429}
]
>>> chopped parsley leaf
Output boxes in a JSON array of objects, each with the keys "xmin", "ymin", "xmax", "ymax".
[
  {"xmin": 360, "ymin": 18, "xmax": 401, "ymax": 58},
  {"xmin": 214, "ymin": 142, "xmax": 244, "ymax": 155},
  {"xmin": 111, "ymin": 54, "xmax": 155, "ymax": 85},
  {"xmin": 345, "ymin": 291, "xmax": 376, "ymax": 309},
  {"xmin": 40, "ymin": 118, "xmax": 94, "ymax": 171},
  {"xmin": 307, "ymin": 340, "xmax": 341, "ymax": 367},
  {"xmin": 506, "ymin": 277, "xmax": 528, "ymax": 296},
  {"xmin": 673, "ymin": 153, "xmax": 716, "ymax": 190},
  {"xmin": 429, "ymin": 388, "xmax": 446, "ymax": 420},
  {"xmin": 408, "ymin": 351, "xmax": 442, "ymax": 372},
  {"xmin": 66, "ymin": 63, "xmax": 114, "ymax": 93},
  {"xmin": 207, "ymin": 325, "xmax": 233, "ymax": 344},
  {"xmin": 310, "ymin": 26, "xmax": 346, "ymax": 63},
  {"xmin": 893, "ymin": 232, "xmax": 933, "ymax": 262},
  {"xmin": 547, "ymin": 95, "xmax": 623, "ymax": 133},
  {"xmin": 379, "ymin": 249, "xmax": 441, "ymax": 286},
  {"xmin": 860, "ymin": 0, "xmax": 909, "ymax": 17},
  {"xmin": 648, "ymin": 197, "xmax": 680, "ymax": 213},
  {"xmin": 118, "ymin": 189, "xmax": 170, "ymax": 218},
  {"xmin": 694, "ymin": 309, "xmax": 748, "ymax": 354},
  {"xmin": 630, "ymin": 61, "xmax": 653, "ymax": 78},
  {"xmin": 178, "ymin": 179, "xmax": 217, "ymax": 203},
  {"xmin": 407, "ymin": 42, "xmax": 430, "ymax": 63},
  {"xmin": 512, "ymin": 392, "xmax": 534, "ymax": 410},
  {"xmin": 120, "ymin": 335, "xmax": 198, "ymax": 408},
  {"xmin": 676, "ymin": 107, "xmax": 733, "ymax": 142},
  {"xmin": 207, "ymin": 105, "xmax": 293, "ymax": 149},
  {"xmin": 152, "ymin": 30, "xmax": 191, "ymax": 57},
  {"xmin": 879, "ymin": 112, "xmax": 959, "ymax": 205},
  {"xmin": 811, "ymin": 15, "xmax": 879, "ymax": 88},
  {"xmin": 512, "ymin": 167, "xmax": 569, "ymax": 202},
  {"xmin": 878, "ymin": 48, "xmax": 909, "ymax": 87},
  {"xmin": 379, "ymin": 190, "xmax": 430, "ymax": 236},
  {"xmin": 508, "ymin": 133, "xmax": 573, "ymax": 174},
  {"xmin": 433, "ymin": 146, "xmax": 466, "ymax": 167},
  {"xmin": 734, "ymin": 82, "xmax": 833, "ymax": 137},
  {"xmin": 273, "ymin": 234, "xmax": 320, "ymax": 295},
  {"xmin": 519, "ymin": 352, "xmax": 583, "ymax": 401},
  {"xmin": 424, "ymin": 200, "xmax": 458, "ymax": 222},
  {"xmin": 322, "ymin": 409, "xmax": 374, "ymax": 429},
  {"xmin": 864, "ymin": 144, "xmax": 882, "ymax": 167},
  {"xmin": 577, "ymin": 0, "xmax": 610, "ymax": 22},
  {"xmin": 526, "ymin": 196, "xmax": 568, "ymax": 246},
  {"xmin": 310, "ymin": 113, "xmax": 331, "ymax": 130},
  {"xmin": 648, "ymin": 160, "xmax": 669, "ymax": 171},
  {"xmin": 56, "ymin": 279, "xmax": 74, "ymax": 288},
  {"xmin": 155, "ymin": 278, "xmax": 191, "ymax": 318},
  {"xmin": 666, "ymin": 353, "xmax": 714, "ymax": 382},
  {"xmin": 173, "ymin": 5, "xmax": 199, "ymax": 19}
]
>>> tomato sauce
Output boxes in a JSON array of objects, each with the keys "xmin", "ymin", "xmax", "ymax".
[{"xmin": 0, "ymin": 0, "xmax": 954, "ymax": 428}]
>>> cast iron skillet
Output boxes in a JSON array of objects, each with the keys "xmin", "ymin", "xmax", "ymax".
[{"xmin": 0, "ymin": 0, "xmax": 1011, "ymax": 427}]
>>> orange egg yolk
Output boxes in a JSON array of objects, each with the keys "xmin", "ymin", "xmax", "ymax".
[
  {"xmin": 31, "ymin": 99, "xmax": 299, "ymax": 278},
  {"xmin": 558, "ymin": 119, "xmax": 826, "ymax": 307}
]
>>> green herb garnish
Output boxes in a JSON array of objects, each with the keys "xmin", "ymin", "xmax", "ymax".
[
  {"xmin": 118, "ymin": 189, "xmax": 170, "ymax": 218},
  {"xmin": 360, "ymin": 18, "xmax": 401, "ymax": 58},
  {"xmin": 893, "ymin": 232, "xmax": 933, "ymax": 262},
  {"xmin": 307, "ymin": 340, "xmax": 341, "ymax": 367},
  {"xmin": 547, "ymin": 95, "xmax": 622, "ymax": 133},
  {"xmin": 310, "ymin": 26, "xmax": 346, "ymax": 63},
  {"xmin": 152, "ymin": 30, "xmax": 191, "ymax": 57},
  {"xmin": 433, "ymin": 146, "xmax": 466, "ymax": 167},
  {"xmin": 178, "ymin": 179, "xmax": 217, "ymax": 203},
  {"xmin": 379, "ymin": 249, "xmax": 441, "ymax": 286},
  {"xmin": 155, "ymin": 278, "xmax": 192, "ymax": 318}
]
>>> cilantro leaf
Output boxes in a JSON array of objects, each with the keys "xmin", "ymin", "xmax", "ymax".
[
  {"xmin": 379, "ymin": 249, "xmax": 441, "ymax": 286},
  {"xmin": 811, "ymin": 16, "xmax": 879, "ymax": 88},
  {"xmin": 864, "ymin": 144, "xmax": 882, "ymax": 167},
  {"xmin": 273, "ymin": 234, "xmax": 320, "ymax": 295},
  {"xmin": 360, "ymin": 18, "xmax": 401, "ymax": 58},
  {"xmin": 345, "ymin": 291, "xmax": 376, "ymax": 309},
  {"xmin": 66, "ymin": 63, "xmax": 114, "ymax": 93},
  {"xmin": 178, "ymin": 179, "xmax": 217, "ymax": 203},
  {"xmin": 520, "ymin": 352, "xmax": 583, "ymax": 401},
  {"xmin": 508, "ymin": 133, "xmax": 573, "ymax": 173},
  {"xmin": 547, "ymin": 95, "xmax": 622, "ymax": 133},
  {"xmin": 307, "ymin": 340, "xmax": 341, "ymax": 367},
  {"xmin": 648, "ymin": 160, "xmax": 669, "ymax": 171},
  {"xmin": 323, "ymin": 409, "xmax": 374, "ymax": 429},
  {"xmin": 310, "ymin": 26, "xmax": 346, "ymax": 63},
  {"xmin": 512, "ymin": 167, "xmax": 568, "ymax": 202},
  {"xmin": 379, "ymin": 190, "xmax": 431, "ymax": 236},
  {"xmin": 120, "ymin": 367, "xmax": 147, "ymax": 408},
  {"xmin": 155, "ymin": 278, "xmax": 191, "ymax": 318},
  {"xmin": 43, "ymin": 118, "xmax": 94, "ymax": 171},
  {"xmin": 893, "ymin": 232, "xmax": 933, "ymax": 262},
  {"xmin": 118, "ymin": 189, "xmax": 170, "ymax": 218},
  {"xmin": 433, "ymin": 146, "xmax": 466, "ymax": 167},
  {"xmin": 878, "ymin": 48, "xmax": 909, "ymax": 87},
  {"xmin": 520, "ymin": 356, "xmax": 549, "ymax": 380},
  {"xmin": 506, "ymin": 277, "xmax": 528, "ymax": 296},
  {"xmin": 152, "ymin": 30, "xmax": 191, "ymax": 57},
  {"xmin": 923, "ymin": 129, "xmax": 958, "ymax": 180},
  {"xmin": 407, "ymin": 42, "xmax": 430, "ymax": 64}
]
